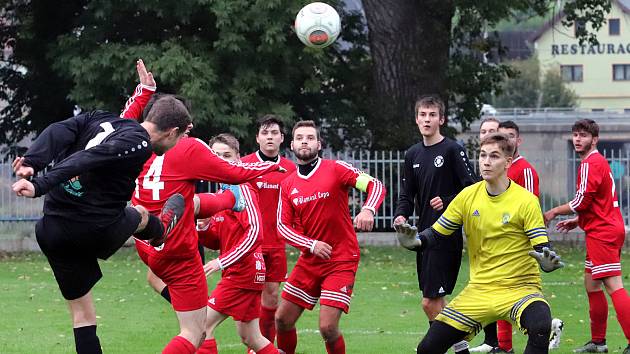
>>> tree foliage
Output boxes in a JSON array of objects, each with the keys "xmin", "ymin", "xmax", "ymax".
[
  {"xmin": 0, "ymin": 0, "xmax": 370, "ymax": 151},
  {"xmin": 0, "ymin": 0, "xmax": 610, "ymax": 152}
]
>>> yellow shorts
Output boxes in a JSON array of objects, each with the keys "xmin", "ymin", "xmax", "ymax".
[{"xmin": 435, "ymin": 283, "xmax": 548, "ymax": 341}]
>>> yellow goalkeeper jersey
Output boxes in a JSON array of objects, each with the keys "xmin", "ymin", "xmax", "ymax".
[{"xmin": 432, "ymin": 180, "xmax": 549, "ymax": 287}]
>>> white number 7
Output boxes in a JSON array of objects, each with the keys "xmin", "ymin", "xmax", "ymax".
[
  {"xmin": 609, "ymin": 172, "xmax": 619, "ymax": 208},
  {"xmin": 85, "ymin": 122, "xmax": 115, "ymax": 150}
]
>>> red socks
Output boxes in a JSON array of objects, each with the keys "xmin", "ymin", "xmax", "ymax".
[
  {"xmin": 196, "ymin": 192, "xmax": 235, "ymax": 218},
  {"xmin": 277, "ymin": 328, "xmax": 297, "ymax": 354},
  {"xmin": 588, "ymin": 290, "xmax": 609, "ymax": 342},
  {"xmin": 260, "ymin": 306, "xmax": 277, "ymax": 343},
  {"xmin": 162, "ymin": 336, "xmax": 196, "ymax": 354},
  {"xmin": 256, "ymin": 342, "xmax": 280, "ymax": 354},
  {"xmin": 497, "ymin": 320, "xmax": 513, "ymax": 351},
  {"xmin": 325, "ymin": 335, "xmax": 345, "ymax": 354},
  {"xmin": 197, "ymin": 338, "xmax": 218, "ymax": 354},
  {"xmin": 611, "ymin": 288, "xmax": 630, "ymax": 341}
]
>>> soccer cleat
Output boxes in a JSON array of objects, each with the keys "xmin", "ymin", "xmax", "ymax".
[
  {"xmin": 623, "ymin": 345, "xmax": 630, "ymax": 354},
  {"xmin": 150, "ymin": 193, "xmax": 185, "ymax": 247},
  {"xmin": 549, "ymin": 318, "xmax": 564, "ymax": 350},
  {"xmin": 470, "ymin": 343, "xmax": 494, "ymax": 353},
  {"xmin": 489, "ymin": 347, "xmax": 514, "ymax": 353},
  {"xmin": 573, "ymin": 340, "xmax": 608, "ymax": 353},
  {"xmin": 220, "ymin": 184, "xmax": 246, "ymax": 212}
]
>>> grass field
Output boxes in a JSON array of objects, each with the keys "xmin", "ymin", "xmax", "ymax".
[{"xmin": 1, "ymin": 245, "xmax": 629, "ymax": 353}]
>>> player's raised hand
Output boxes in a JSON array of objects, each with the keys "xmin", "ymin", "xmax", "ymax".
[
  {"xmin": 556, "ymin": 217, "xmax": 579, "ymax": 233},
  {"xmin": 12, "ymin": 157, "xmax": 34, "ymax": 179},
  {"xmin": 354, "ymin": 208, "xmax": 374, "ymax": 232},
  {"xmin": 394, "ymin": 223, "xmax": 421, "ymax": 251},
  {"xmin": 136, "ymin": 59, "xmax": 156, "ymax": 87},
  {"xmin": 12, "ymin": 179, "xmax": 35, "ymax": 198},
  {"xmin": 203, "ymin": 259, "xmax": 221, "ymax": 277},
  {"xmin": 543, "ymin": 210, "xmax": 556, "ymax": 227},
  {"xmin": 429, "ymin": 196, "xmax": 443, "ymax": 211},
  {"xmin": 528, "ymin": 247, "xmax": 564, "ymax": 273},
  {"xmin": 311, "ymin": 240, "xmax": 332, "ymax": 260}
]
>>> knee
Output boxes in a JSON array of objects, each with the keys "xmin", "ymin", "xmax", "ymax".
[
  {"xmin": 319, "ymin": 323, "xmax": 339, "ymax": 342},
  {"xmin": 263, "ymin": 286, "xmax": 279, "ymax": 307},
  {"xmin": 275, "ymin": 313, "xmax": 293, "ymax": 332},
  {"xmin": 422, "ymin": 298, "xmax": 443, "ymax": 317}
]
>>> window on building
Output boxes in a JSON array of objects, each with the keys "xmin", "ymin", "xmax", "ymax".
[
  {"xmin": 561, "ymin": 65, "xmax": 583, "ymax": 82},
  {"xmin": 575, "ymin": 20, "xmax": 586, "ymax": 37},
  {"xmin": 609, "ymin": 18, "xmax": 620, "ymax": 35},
  {"xmin": 613, "ymin": 64, "xmax": 630, "ymax": 81}
]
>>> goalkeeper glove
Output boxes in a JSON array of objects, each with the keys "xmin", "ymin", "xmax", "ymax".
[
  {"xmin": 528, "ymin": 247, "xmax": 564, "ymax": 273},
  {"xmin": 394, "ymin": 223, "xmax": 421, "ymax": 251}
]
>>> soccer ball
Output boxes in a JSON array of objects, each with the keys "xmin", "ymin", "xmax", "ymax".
[{"xmin": 294, "ymin": 2, "xmax": 341, "ymax": 49}]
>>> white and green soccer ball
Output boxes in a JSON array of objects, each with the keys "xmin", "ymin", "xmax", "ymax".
[{"xmin": 294, "ymin": 2, "xmax": 341, "ymax": 49}]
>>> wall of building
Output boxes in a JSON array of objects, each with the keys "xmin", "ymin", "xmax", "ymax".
[{"xmin": 533, "ymin": 1, "xmax": 630, "ymax": 110}]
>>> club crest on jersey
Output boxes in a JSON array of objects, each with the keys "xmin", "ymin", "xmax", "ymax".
[
  {"xmin": 434, "ymin": 155, "xmax": 444, "ymax": 168},
  {"xmin": 62, "ymin": 176, "xmax": 84, "ymax": 197},
  {"xmin": 256, "ymin": 181, "xmax": 279, "ymax": 189},
  {"xmin": 292, "ymin": 191, "xmax": 330, "ymax": 206},
  {"xmin": 502, "ymin": 212, "xmax": 511, "ymax": 224}
]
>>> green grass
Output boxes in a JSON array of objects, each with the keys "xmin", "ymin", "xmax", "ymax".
[{"xmin": 1, "ymin": 246, "xmax": 629, "ymax": 353}]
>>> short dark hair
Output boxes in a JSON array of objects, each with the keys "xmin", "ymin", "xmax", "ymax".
[
  {"xmin": 572, "ymin": 119, "xmax": 599, "ymax": 137},
  {"xmin": 143, "ymin": 94, "xmax": 192, "ymax": 133},
  {"xmin": 498, "ymin": 120, "xmax": 520, "ymax": 135},
  {"xmin": 414, "ymin": 95, "xmax": 445, "ymax": 118},
  {"xmin": 208, "ymin": 133, "xmax": 240, "ymax": 153},
  {"xmin": 256, "ymin": 114, "xmax": 285, "ymax": 135},
  {"xmin": 480, "ymin": 117, "xmax": 500, "ymax": 128},
  {"xmin": 480, "ymin": 132, "xmax": 515, "ymax": 157},
  {"xmin": 292, "ymin": 120, "xmax": 320, "ymax": 140}
]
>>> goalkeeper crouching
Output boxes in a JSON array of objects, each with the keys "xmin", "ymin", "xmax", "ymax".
[{"xmin": 397, "ymin": 133, "xmax": 563, "ymax": 354}]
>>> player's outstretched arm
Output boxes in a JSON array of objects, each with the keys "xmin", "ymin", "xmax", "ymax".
[
  {"xmin": 120, "ymin": 59, "xmax": 156, "ymax": 120},
  {"xmin": 528, "ymin": 246, "xmax": 564, "ymax": 273},
  {"xmin": 555, "ymin": 216, "xmax": 579, "ymax": 233}
]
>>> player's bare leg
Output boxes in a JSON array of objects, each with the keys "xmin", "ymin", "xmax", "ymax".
[
  {"xmin": 162, "ymin": 306, "xmax": 206, "ymax": 352},
  {"xmin": 197, "ymin": 307, "xmax": 228, "ymax": 354},
  {"xmin": 422, "ymin": 296, "xmax": 446, "ymax": 320},
  {"xmin": 68, "ymin": 291, "xmax": 102, "ymax": 353},
  {"xmin": 320, "ymin": 305, "xmax": 345, "ymax": 354},
  {"xmin": 236, "ymin": 319, "xmax": 279, "ymax": 353},
  {"xmin": 276, "ymin": 300, "xmax": 305, "ymax": 354}
]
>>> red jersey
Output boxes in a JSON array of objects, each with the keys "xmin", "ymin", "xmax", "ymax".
[
  {"xmin": 133, "ymin": 138, "xmax": 283, "ymax": 258},
  {"xmin": 197, "ymin": 185, "xmax": 266, "ymax": 290},
  {"xmin": 569, "ymin": 150, "xmax": 625, "ymax": 241},
  {"xmin": 508, "ymin": 156, "xmax": 540, "ymax": 197},
  {"xmin": 277, "ymin": 158, "xmax": 386, "ymax": 263},
  {"xmin": 241, "ymin": 151, "xmax": 296, "ymax": 250}
]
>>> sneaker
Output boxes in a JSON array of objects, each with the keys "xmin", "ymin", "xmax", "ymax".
[
  {"xmin": 549, "ymin": 318, "xmax": 564, "ymax": 349},
  {"xmin": 623, "ymin": 345, "xmax": 630, "ymax": 354},
  {"xmin": 489, "ymin": 347, "xmax": 514, "ymax": 354},
  {"xmin": 220, "ymin": 184, "xmax": 246, "ymax": 212},
  {"xmin": 150, "ymin": 193, "xmax": 185, "ymax": 247},
  {"xmin": 573, "ymin": 341, "xmax": 608, "ymax": 353},
  {"xmin": 470, "ymin": 343, "xmax": 494, "ymax": 353}
]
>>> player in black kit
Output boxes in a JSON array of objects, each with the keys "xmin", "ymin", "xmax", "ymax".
[
  {"xmin": 11, "ymin": 93, "xmax": 191, "ymax": 354},
  {"xmin": 394, "ymin": 95, "xmax": 477, "ymax": 354}
]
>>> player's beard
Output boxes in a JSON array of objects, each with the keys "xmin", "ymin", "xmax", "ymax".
[{"xmin": 294, "ymin": 147, "xmax": 318, "ymax": 162}]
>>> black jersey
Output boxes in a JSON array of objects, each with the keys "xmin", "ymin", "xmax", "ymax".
[
  {"xmin": 395, "ymin": 137, "xmax": 477, "ymax": 231},
  {"xmin": 23, "ymin": 111, "xmax": 152, "ymax": 222}
]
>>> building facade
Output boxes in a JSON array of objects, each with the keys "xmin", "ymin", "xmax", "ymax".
[{"xmin": 532, "ymin": 0, "xmax": 630, "ymax": 110}]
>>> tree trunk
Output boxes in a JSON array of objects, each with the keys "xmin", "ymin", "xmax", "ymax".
[{"xmin": 362, "ymin": 0, "xmax": 454, "ymax": 149}]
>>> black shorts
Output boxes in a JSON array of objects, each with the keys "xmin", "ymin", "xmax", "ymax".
[
  {"xmin": 35, "ymin": 207, "xmax": 141, "ymax": 300},
  {"xmin": 416, "ymin": 230, "xmax": 463, "ymax": 298}
]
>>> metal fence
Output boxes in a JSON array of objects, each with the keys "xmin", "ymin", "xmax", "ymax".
[{"xmin": 1, "ymin": 149, "xmax": 629, "ymax": 231}]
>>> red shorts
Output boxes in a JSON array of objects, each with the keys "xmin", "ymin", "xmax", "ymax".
[
  {"xmin": 208, "ymin": 281, "xmax": 261, "ymax": 322},
  {"xmin": 585, "ymin": 235, "xmax": 624, "ymax": 279},
  {"xmin": 282, "ymin": 258, "xmax": 358, "ymax": 313},
  {"xmin": 137, "ymin": 247, "xmax": 208, "ymax": 312},
  {"xmin": 263, "ymin": 248, "xmax": 287, "ymax": 283}
]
